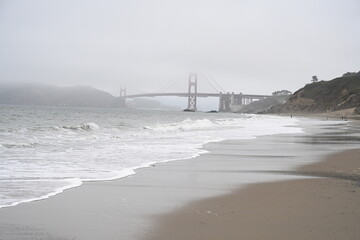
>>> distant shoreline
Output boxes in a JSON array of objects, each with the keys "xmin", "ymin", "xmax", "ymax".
[{"xmin": 269, "ymin": 107, "xmax": 360, "ymax": 121}]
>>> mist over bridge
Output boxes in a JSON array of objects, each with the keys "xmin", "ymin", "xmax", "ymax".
[{"xmin": 120, "ymin": 74, "xmax": 270, "ymax": 112}]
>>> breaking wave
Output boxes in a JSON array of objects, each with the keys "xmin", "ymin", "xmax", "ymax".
[
  {"xmin": 143, "ymin": 117, "xmax": 248, "ymax": 132},
  {"xmin": 52, "ymin": 123, "xmax": 100, "ymax": 131}
]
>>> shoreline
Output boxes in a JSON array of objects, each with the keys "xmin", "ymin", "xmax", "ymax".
[
  {"xmin": 145, "ymin": 149, "xmax": 360, "ymax": 240},
  {"xmin": 270, "ymin": 107, "xmax": 360, "ymax": 121},
  {"xmin": 0, "ymin": 117, "xmax": 359, "ymax": 240}
]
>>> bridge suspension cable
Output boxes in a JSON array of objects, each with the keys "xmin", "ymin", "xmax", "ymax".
[
  {"xmin": 152, "ymin": 79, "xmax": 178, "ymax": 93},
  {"xmin": 200, "ymin": 73, "xmax": 221, "ymax": 93},
  {"xmin": 206, "ymin": 80, "xmax": 221, "ymax": 93},
  {"xmin": 127, "ymin": 73, "xmax": 228, "ymax": 95},
  {"xmin": 201, "ymin": 73, "xmax": 228, "ymax": 93},
  {"xmin": 208, "ymin": 75, "xmax": 227, "ymax": 93}
]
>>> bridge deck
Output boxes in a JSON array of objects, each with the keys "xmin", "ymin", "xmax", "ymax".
[{"xmin": 125, "ymin": 93, "xmax": 270, "ymax": 98}]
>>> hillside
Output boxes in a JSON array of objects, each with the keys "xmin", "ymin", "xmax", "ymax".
[
  {"xmin": 127, "ymin": 98, "xmax": 181, "ymax": 111},
  {"xmin": 267, "ymin": 73, "xmax": 360, "ymax": 114},
  {"xmin": 0, "ymin": 83, "xmax": 124, "ymax": 108},
  {"xmin": 233, "ymin": 95, "xmax": 289, "ymax": 114},
  {"xmin": 0, "ymin": 83, "xmax": 181, "ymax": 110}
]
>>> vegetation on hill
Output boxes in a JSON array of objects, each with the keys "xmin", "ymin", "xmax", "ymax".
[
  {"xmin": 267, "ymin": 72, "xmax": 360, "ymax": 114},
  {"xmin": 272, "ymin": 90, "xmax": 292, "ymax": 96}
]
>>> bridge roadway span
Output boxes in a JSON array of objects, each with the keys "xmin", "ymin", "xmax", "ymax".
[{"xmin": 125, "ymin": 93, "xmax": 270, "ymax": 98}]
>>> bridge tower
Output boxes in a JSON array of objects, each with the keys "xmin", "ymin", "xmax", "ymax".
[
  {"xmin": 219, "ymin": 92, "xmax": 231, "ymax": 112},
  {"xmin": 120, "ymin": 87, "xmax": 126, "ymax": 98},
  {"xmin": 117, "ymin": 87, "xmax": 127, "ymax": 107},
  {"xmin": 187, "ymin": 73, "xmax": 198, "ymax": 111}
]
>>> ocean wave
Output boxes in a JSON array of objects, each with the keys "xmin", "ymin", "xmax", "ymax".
[
  {"xmin": 213, "ymin": 117, "xmax": 252, "ymax": 126},
  {"xmin": 2, "ymin": 123, "xmax": 100, "ymax": 133},
  {"xmin": 52, "ymin": 123, "xmax": 100, "ymax": 131},
  {"xmin": 0, "ymin": 142, "xmax": 39, "ymax": 149},
  {"xmin": 143, "ymin": 118, "xmax": 218, "ymax": 132}
]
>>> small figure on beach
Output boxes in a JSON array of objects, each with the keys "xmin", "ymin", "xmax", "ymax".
[{"xmin": 340, "ymin": 116, "xmax": 348, "ymax": 121}]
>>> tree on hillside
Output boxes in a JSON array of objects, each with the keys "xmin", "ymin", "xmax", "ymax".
[
  {"xmin": 272, "ymin": 90, "xmax": 292, "ymax": 96},
  {"xmin": 312, "ymin": 75, "xmax": 318, "ymax": 83}
]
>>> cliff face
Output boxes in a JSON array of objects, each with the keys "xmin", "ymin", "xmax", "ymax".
[{"xmin": 268, "ymin": 74, "xmax": 360, "ymax": 114}]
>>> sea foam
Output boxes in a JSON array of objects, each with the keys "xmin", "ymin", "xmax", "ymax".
[{"xmin": 144, "ymin": 118, "xmax": 218, "ymax": 131}]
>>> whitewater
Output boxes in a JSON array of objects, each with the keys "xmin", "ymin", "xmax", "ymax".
[{"xmin": 0, "ymin": 105, "xmax": 303, "ymax": 208}]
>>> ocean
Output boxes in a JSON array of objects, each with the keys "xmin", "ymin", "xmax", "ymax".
[{"xmin": 0, "ymin": 105, "xmax": 303, "ymax": 209}]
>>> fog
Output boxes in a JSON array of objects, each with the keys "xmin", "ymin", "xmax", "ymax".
[{"xmin": 1, "ymin": 0, "xmax": 359, "ymax": 97}]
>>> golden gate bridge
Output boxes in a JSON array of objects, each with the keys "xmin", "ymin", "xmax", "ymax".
[{"xmin": 119, "ymin": 74, "xmax": 270, "ymax": 112}]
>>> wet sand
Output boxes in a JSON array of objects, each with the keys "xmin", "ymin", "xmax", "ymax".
[
  {"xmin": 145, "ymin": 149, "xmax": 360, "ymax": 240},
  {"xmin": 0, "ymin": 118, "xmax": 359, "ymax": 240}
]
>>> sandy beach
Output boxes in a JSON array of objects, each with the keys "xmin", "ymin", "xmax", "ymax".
[
  {"xmin": 0, "ymin": 118, "xmax": 359, "ymax": 240},
  {"xmin": 145, "ymin": 149, "xmax": 360, "ymax": 240}
]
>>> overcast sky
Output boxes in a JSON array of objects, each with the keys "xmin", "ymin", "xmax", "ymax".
[{"xmin": 1, "ymin": 0, "xmax": 359, "ymax": 97}]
